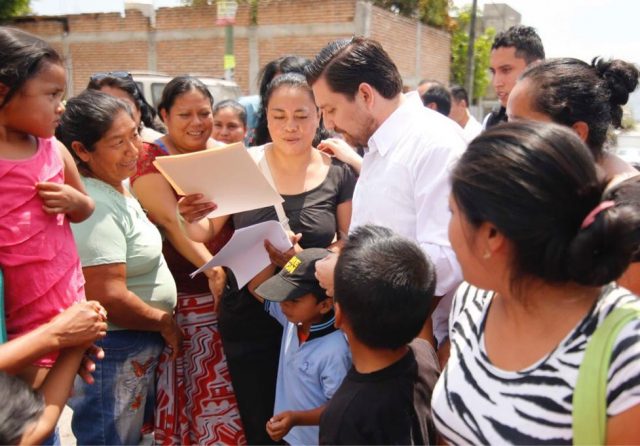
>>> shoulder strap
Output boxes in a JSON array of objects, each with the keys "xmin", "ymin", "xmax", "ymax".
[
  {"xmin": 573, "ymin": 302, "xmax": 640, "ymax": 445},
  {"xmin": 153, "ymin": 138, "xmax": 170, "ymax": 155},
  {"xmin": 0, "ymin": 269, "xmax": 6, "ymax": 344},
  {"xmin": 253, "ymin": 145, "xmax": 291, "ymax": 232}
]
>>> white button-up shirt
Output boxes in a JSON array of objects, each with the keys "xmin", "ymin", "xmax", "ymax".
[
  {"xmin": 462, "ymin": 111, "xmax": 483, "ymax": 144},
  {"xmin": 350, "ymin": 92, "xmax": 465, "ymax": 296}
]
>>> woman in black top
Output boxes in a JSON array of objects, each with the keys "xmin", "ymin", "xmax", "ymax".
[{"xmin": 178, "ymin": 73, "xmax": 356, "ymax": 444}]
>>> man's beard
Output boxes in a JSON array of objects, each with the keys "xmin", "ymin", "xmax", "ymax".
[{"xmin": 334, "ymin": 115, "xmax": 376, "ymax": 150}]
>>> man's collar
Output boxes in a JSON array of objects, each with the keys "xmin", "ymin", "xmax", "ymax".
[{"xmin": 368, "ymin": 92, "xmax": 422, "ymax": 156}]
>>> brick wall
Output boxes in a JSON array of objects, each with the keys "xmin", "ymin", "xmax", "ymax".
[
  {"xmin": 419, "ymin": 24, "xmax": 451, "ymax": 84},
  {"xmin": 370, "ymin": 7, "xmax": 450, "ymax": 86},
  {"xmin": 10, "ymin": 0, "xmax": 450, "ymax": 95}
]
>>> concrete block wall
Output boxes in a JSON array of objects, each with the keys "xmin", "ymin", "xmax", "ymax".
[{"xmin": 10, "ymin": 0, "xmax": 450, "ymax": 96}]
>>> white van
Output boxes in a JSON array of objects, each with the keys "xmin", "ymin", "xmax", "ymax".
[{"xmin": 131, "ymin": 71, "xmax": 242, "ymax": 108}]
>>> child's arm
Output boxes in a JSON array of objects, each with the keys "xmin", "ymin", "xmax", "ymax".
[
  {"xmin": 19, "ymin": 347, "xmax": 85, "ymax": 445},
  {"xmin": 247, "ymin": 264, "xmax": 277, "ymax": 303},
  {"xmin": 36, "ymin": 141, "xmax": 95, "ymax": 223},
  {"xmin": 0, "ymin": 301, "xmax": 107, "ymax": 374},
  {"xmin": 266, "ymin": 405, "xmax": 326, "ymax": 442}
]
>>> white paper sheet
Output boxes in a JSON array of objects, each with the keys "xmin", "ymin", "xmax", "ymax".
[
  {"xmin": 190, "ymin": 220, "xmax": 293, "ymax": 289},
  {"xmin": 152, "ymin": 142, "xmax": 283, "ymax": 218}
]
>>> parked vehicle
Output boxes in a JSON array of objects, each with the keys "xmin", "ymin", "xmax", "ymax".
[{"xmin": 131, "ymin": 71, "xmax": 242, "ymax": 108}]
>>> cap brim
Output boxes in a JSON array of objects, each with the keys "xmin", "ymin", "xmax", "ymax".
[{"xmin": 255, "ymin": 274, "xmax": 309, "ymax": 303}]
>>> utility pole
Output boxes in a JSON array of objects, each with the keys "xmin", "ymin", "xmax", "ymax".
[
  {"xmin": 465, "ymin": 0, "xmax": 478, "ymax": 103},
  {"xmin": 216, "ymin": 1, "xmax": 238, "ymax": 81},
  {"xmin": 224, "ymin": 22, "xmax": 234, "ymax": 81}
]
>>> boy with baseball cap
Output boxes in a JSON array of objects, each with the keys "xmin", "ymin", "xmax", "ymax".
[{"xmin": 254, "ymin": 248, "xmax": 350, "ymax": 445}]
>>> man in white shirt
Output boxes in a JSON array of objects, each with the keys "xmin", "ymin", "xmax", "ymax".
[
  {"xmin": 306, "ymin": 37, "xmax": 465, "ymax": 347},
  {"xmin": 449, "ymin": 85, "xmax": 482, "ymax": 143}
]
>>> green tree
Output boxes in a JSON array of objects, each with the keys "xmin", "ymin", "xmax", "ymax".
[
  {"xmin": 371, "ymin": 0, "xmax": 450, "ymax": 29},
  {"xmin": 449, "ymin": 5, "xmax": 494, "ymax": 102},
  {"xmin": 0, "ymin": 0, "xmax": 30, "ymax": 22},
  {"xmin": 417, "ymin": 0, "xmax": 450, "ymax": 28}
]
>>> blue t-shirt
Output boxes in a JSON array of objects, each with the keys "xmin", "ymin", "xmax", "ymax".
[{"xmin": 265, "ymin": 301, "xmax": 351, "ymax": 445}]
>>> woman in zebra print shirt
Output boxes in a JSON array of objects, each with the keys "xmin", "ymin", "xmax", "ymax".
[{"xmin": 432, "ymin": 122, "xmax": 640, "ymax": 444}]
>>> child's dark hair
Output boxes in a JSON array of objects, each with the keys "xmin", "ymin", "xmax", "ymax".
[
  {"xmin": 603, "ymin": 175, "xmax": 640, "ymax": 262},
  {"xmin": 87, "ymin": 73, "xmax": 164, "ymax": 132},
  {"xmin": 56, "ymin": 90, "xmax": 133, "ymax": 170},
  {"xmin": 0, "ymin": 27, "xmax": 63, "ymax": 109},
  {"xmin": 491, "ymin": 25, "xmax": 545, "ymax": 63},
  {"xmin": 334, "ymin": 225, "xmax": 436, "ymax": 350},
  {"xmin": 157, "ymin": 75, "xmax": 213, "ymax": 119},
  {"xmin": 519, "ymin": 57, "xmax": 639, "ymax": 160},
  {"xmin": 213, "ymin": 99, "xmax": 247, "ymax": 127},
  {"xmin": 452, "ymin": 121, "xmax": 640, "ymax": 287},
  {"xmin": 0, "ymin": 372, "xmax": 44, "ymax": 445}
]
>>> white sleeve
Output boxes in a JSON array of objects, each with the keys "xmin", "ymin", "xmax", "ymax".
[{"xmin": 413, "ymin": 144, "xmax": 463, "ymax": 296}]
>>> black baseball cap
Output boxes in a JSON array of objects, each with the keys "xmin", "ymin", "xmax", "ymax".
[{"xmin": 255, "ymin": 248, "xmax": 331, "ymax": 302}]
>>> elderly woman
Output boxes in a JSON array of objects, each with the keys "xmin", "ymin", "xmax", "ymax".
[
  {"xmin": 55, "ymin": 90, "xmax": 180, "ymax": 446},
  {"xmin": 130, "ymin": 76, "xmax": 244, "ymax": 445},
  {"xmin": 178, "ymin": 72, "xmax": 357, "ymax": 444}
]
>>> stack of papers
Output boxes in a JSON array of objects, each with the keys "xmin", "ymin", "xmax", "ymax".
[
  {"xmin": 190, "ymin": 220, "xmax": 293, "ymax": 289},
  {"xmin": 153, "ymin": 143, "xmax": 291, "ymax": 287}
]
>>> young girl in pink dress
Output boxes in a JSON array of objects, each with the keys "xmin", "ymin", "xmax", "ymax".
[{"xmin": 0, "ymin": 27, "xmax": 95, "ymax": 388}]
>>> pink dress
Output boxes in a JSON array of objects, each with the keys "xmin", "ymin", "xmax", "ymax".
[{"xmin": 0, "ymin": 137, "xmax": 85, "ymax": 367}]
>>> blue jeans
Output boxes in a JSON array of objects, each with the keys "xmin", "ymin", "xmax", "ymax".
[{"xmin": 69, "ymin": 330, "xmax": 164, "ymax": 445}]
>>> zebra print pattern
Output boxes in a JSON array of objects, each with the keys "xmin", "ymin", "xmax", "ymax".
[
  {"xmin": 432, "ymin": 283, "xmax": 640, "ymax": 445},
  {"xmin": 155, "ymin": 291, "xmax": 246, "ymax": 445}
]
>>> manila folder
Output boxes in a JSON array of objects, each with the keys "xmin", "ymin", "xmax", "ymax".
[{"xmin": 153, "ymin": 142, "xmax": 283, "ymax": 218}]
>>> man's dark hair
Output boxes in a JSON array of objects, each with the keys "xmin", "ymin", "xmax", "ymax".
[
  {"xmin": 421, "ymin": 84, "xmax": 451, "ymax": 116},
  {"xmin": 491, "ymin": 25, "xmax": 545, "ymax": 63},
  {"xmin": 449, "ymin": 84, "xmax": 469, "ymax": 105},
  {"xmin": 305, "ymin": 36, "xmax": 403, "ymax": 100},
  {"xmin": 334, "ymin": 225, "xmax": 436, "ymax": 350},
  {"xmin": 0, "ymin": 372, "xmax": 44, "ymax": 444}
]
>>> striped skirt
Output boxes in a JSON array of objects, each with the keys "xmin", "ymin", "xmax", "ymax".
[{"xmin": 154, "ymin": 291, "xmax": 246, "ymax": 445}]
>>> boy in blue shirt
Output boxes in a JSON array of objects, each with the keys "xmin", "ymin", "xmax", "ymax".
[{"xmin": 254, "ymin": 248, "xmax": 351, "ymax": 445}]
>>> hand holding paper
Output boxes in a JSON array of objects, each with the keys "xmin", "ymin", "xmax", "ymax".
[
  {"xmin": 153, "ymin": 142, "xmax": 283, "ymax": 218},
  {"xmin": 178, "ymin": 193, "xmax": 217, "ymax": 223},
  {"xmin": 191, "ymin": 220, "xmax": 293, "ymax": 289},
  {"xmin": 264, "ymin": 231, "xmax": 303, "ymax": 268}
]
